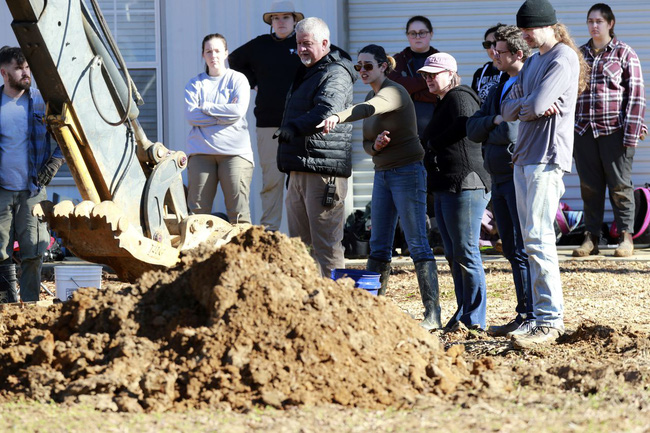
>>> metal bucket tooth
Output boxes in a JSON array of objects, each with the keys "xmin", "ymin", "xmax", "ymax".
[
  {"xmin": 52, "ymin": 200, "xmax": 76, "ymax": 219},
  {"xmin": 32, "ymin": 200, "xmax": 54, "ymax": 220},
  {"xmin": 70, "ymin": 200, "xmax": 96, "ymax": 229},
  {"xmin": 49, "ymin": 201, "xmax": 76, "ymax": 235},
  {"xmin": 91, "ymin": 201, "xmax": 127, "ymax": 233}
]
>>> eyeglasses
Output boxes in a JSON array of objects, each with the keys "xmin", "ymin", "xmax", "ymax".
[
  {"xmin": 354, "ymin": 63, "xmax": 376, "ymax": 72},
  {"xmin": 407, "ymin": 30, "xmax": 430, "ymax": 39},
  {"xmin": 482, "ymin": 40, "xmax": 497, "ymax": 49},
  {"xmin": 420, "ymin": 71, "xmax": 446, "ymax": 80},
  {"xmin": 494, "ymin": 49, "xmax": 511, "ymax": 57}
]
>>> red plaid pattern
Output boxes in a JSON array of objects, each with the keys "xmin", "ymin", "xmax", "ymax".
[{"xmin": 575, "ymin": 38, "xmax": 646, "ymax": 147}]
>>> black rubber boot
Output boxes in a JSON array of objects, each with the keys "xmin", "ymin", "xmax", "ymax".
[
  {"xmin": 0, "ymin": 263, "xmax": 19, "ymax": 303},
  {"xmin": 366, "ymin": 257, "xmax": 391, "ymax": 296},
  {"xmin": 415, "ymin": 260, "xmax": 442, "ymax": 330}
]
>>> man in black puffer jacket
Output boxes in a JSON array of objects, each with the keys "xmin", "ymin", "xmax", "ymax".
[{"xmin": 275, "ymin": 17, "xmax": 356, "ymax": 277}]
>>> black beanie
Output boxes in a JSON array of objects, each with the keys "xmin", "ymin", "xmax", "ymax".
[{"xmin": 517, "ymin": 0, "xmax": 558, "ymax": 28}]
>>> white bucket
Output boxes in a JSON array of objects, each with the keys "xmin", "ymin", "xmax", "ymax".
[{"xmin": 54, "ymin": 265, "xmax": 103, "ymax": 302}]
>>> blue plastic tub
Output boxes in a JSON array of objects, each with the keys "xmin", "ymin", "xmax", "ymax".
[{"xmin": 330, "ymin": 268, "xmax": 381, "ymax": 296}]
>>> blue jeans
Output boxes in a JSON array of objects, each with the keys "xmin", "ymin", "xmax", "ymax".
[
  {"xmin": 434, "ymin": 189, "xmax": 490, "ymax": 329},
  {"xmin": 513, "ymin": 164, "xmax": 565, "ymax": 331},
  {"xmin": 491, "ymin": 179, "xmax": 533, "ymax": 321},
  {"xmin": 369, "ymin": 162, "xmax": 434, "ymax": 263}
]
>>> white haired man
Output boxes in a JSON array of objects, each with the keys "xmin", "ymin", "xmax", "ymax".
[{"xmin": 275, "ymin": 18, "xmax": 356, "ymax": 277}]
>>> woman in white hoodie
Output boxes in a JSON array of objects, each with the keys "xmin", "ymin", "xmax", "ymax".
[{"xmin": 184, "ymin": 33, "xmax": 254, "ymax": 224}]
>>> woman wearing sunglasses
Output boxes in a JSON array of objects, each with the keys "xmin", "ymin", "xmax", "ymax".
[
  {"xmin": 471, "ymin": 24, "xmax": 506, "ymax": 103},
  {"xmin": 318, "ymin": 44, "xmax": 442, "ymax": 330},
  {"xmin": 419, "ymin": 53, "xmax": 490, "ymax": 330},
  {"xmin": 386, "ymin": 16, "xmax": 439, "ymax": 140}
]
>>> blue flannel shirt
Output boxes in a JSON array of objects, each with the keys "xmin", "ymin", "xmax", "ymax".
[{"xmin": 0, "ymin": 85, "xmax": 62, "ymax": 197}]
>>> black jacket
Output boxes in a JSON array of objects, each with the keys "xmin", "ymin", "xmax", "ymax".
[
  {"xmin": 466, "ymin": 75, "xmax": 519, "ymax": 185},
  {"xmin": 277, "ymin": 50, "xmax": 356, "ymax": 177},
  {"xmin": 423, "ymin": 85, "xmax": 490, "ymax": 193},
  {"xmin": 228, "ymin": 33, "xmax": 302, "ymax": 127}
]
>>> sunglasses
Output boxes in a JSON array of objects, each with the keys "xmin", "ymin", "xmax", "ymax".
[
  {"xmin": 482, "ymin": 40, "xmax": 497, "ymax": 49},
  {"xmin": 354, "ymin": 63, "xmax": 377, "ymax": 72}
]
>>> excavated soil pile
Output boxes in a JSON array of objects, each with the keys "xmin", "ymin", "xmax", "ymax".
[{"xmin": 0, "ymin": 227, "xmax": 469, "ymax": 412}]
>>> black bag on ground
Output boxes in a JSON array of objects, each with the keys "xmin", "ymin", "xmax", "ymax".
[
  {"xmin": 343, "ymin": 204, "xmax": 371, "ymax": 259},
  {"xmin": 609, "ymin": 184, "xmax": 650, "ymax": 244}
]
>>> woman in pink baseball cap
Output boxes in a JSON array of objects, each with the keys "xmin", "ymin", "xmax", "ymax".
[{"xmin": 419, "ymin": 52, "xmax": 491, "ymax": 330}]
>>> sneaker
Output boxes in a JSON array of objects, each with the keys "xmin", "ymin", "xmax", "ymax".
[
  {"xmin": 512, "ymin": 325, "xmax": 562, "ymax": 349},
  {"xmin": 505, "ymin": 319, "xmax": 535, "ymax": 338},
  {"xmin": 487, "ymin": 318, "xmax": 522, "ymax": 337}
]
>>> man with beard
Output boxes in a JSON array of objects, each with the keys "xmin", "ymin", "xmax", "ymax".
[
  {"xmin": 501, "ymin": 0, "xmax": 589, "ymax": 348},
  {"xmin": 0, "ymin": 46, "xmax": 63, "ymax": 303},
  {"xmin": 275, "ymin": 17, "xmax": 355, "ymax": 277}
]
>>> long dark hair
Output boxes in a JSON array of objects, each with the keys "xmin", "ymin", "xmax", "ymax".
[
  {"xmin": 201, "ymin": 33, "xmax": 227, "ymax": 74},
  {"xmin": 359, "ymin": 44, "xmax": 396, "ymax": 76},
  {"xmin": 587, "ymin": 3, "xmax": 616, "ymax": 38}
]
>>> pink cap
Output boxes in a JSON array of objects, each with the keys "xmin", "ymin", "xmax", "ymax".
[{"xmin": 417, "ymin": 53, "xmax": 458, "ymax": 74}]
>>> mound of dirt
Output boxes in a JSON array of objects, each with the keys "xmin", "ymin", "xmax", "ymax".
[{"xmin": 0, "ymin": 227, "xmax": 469, "ymax": 412}]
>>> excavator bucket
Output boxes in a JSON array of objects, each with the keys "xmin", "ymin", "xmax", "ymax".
[{"xmin": 7, "ymin": 0, "xmax": 243, "ymax": 281}]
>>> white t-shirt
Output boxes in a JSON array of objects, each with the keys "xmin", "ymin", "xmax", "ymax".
[{"xmin": 0, "ymin": 92, "xmax": 30, "ymax": 191}]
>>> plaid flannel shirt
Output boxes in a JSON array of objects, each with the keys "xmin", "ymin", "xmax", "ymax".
[{"xmin": 575, "ymin": 38, "xmax": 646, "ymax": 147}]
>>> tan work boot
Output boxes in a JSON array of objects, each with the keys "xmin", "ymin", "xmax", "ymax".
[
  {"xmin": 572, "ymin": 231, "xmax": 599, "ymax": 257},
  {"xmin": 614, "ymin": 231, "xmax": 634, "ymax": 257}
]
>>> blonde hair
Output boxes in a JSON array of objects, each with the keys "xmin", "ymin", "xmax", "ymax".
[
  {"xmin": 449, "ymin": 71, "xmax": 462, "ymax": 88},
  {"xmin": 553, "ymin": 23, "xmax": 590, "ymax": 94},
  {"xmin": 386, "ymin": 55, "xmax": 397, "ymax": 74}
]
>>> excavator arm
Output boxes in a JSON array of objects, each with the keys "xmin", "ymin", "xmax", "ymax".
[{"xmin": 6, "ymin": 0, "xmax": 244, "ymax": 281}]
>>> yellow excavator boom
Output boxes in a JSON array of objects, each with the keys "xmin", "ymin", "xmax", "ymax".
[{"xmin": 7, "ymin": 0, "xmax": 245, "ymax": 281}]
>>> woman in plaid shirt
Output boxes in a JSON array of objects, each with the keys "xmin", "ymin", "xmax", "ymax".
[{"xmin": 573, "ymin": 3, "xmax": 647, "ymax": 258}]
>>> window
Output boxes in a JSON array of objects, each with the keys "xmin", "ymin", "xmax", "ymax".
[
  {"xmin": 93, "ymin": 0, "xmax": 161, "ymax": 141},
  {"xmin": 54, "ymin": 0, "xmax": 161, "ymax": 182}
]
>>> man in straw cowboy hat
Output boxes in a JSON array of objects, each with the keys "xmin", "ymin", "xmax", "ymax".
[{"xmin": 229, "ymin": 1, "xmax": 305, "ymax": 232}]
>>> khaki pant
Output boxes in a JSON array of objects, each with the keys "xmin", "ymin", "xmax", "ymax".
[
  {"xmin": 187, "ymin": 154, "xmax": 253, "ymax": 224},
  {"xmin": 0, "ymin": 188, "xmax": 48, "ymax": 302},
  {"xmin": 285, "ymin": 171, "xmax": 347, "ymax": 277},
  {"xmin": 256, "ymin": 127, "xmax": 286, "ymax": 231}
]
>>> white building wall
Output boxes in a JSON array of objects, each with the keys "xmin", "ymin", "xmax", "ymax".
[
  {"xmin": 2, "ymin": 1, "xmax": 650, "ymax": 228},
  {"xmin": 347, "ymin": 0, "xmax": 650, "ymax": 223},
  {"xmin": 161, "ymin": 0, "xmax": 347, "ymax": 232}
]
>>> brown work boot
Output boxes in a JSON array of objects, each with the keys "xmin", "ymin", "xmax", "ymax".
[
  {"xmin": 614, "ymin": 231, "xmax": 634, "ymax": 257},
  {"xmin": 572, "ymin": 231, "xmax": 599, "ymax": 257}
]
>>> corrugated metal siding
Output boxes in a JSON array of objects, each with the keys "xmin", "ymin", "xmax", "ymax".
[{"xmin": 347, "ymin": 0, "xmax": 650, "ymax": 219}]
